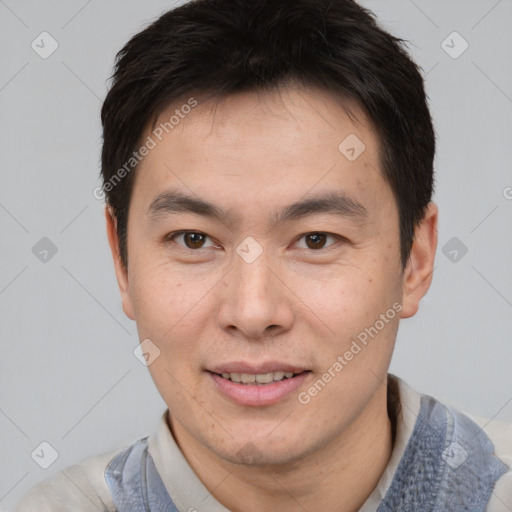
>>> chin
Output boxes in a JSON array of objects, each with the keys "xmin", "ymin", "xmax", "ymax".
[{"xmin": 212, "ymin": 434, "xmax": 305, "ymax": 467}]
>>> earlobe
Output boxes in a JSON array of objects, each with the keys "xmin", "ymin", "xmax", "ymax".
[
  {"xmin": 400, "ymin": 202, "xmax": 438, "ymax": 319},
  {"xmin": 105, "ymin": 206, "xmax": 136, "ymax": 320}
]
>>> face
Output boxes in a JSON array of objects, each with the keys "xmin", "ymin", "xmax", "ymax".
[{"xmin": 107, "ymin": 86, "xmax": 436, "ymax": 467}]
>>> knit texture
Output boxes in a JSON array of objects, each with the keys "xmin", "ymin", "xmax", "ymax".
[{"xmin": 105, "ymin": 395, "xmax": 508, "ymax": 511}]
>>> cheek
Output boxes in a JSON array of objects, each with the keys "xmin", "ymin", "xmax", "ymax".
[
  {"xmin": 287, "ymin": 263, "xmax": 402, "ymax": 393},
  {"xmin": 128, "ymin": 260, "xmax": 217, "ymax": 347},
  {"xmin": 131, "ymin": 266, "xmax": 212, "ymax": 411},
  {"xmin": 291, "ymin": 260, "xmax": 396, "ymax": 334}
]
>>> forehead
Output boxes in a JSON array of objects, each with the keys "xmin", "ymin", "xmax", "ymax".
[{"xmin": 132, "ymin": 86, "xmax": 393, "ymax": 222}]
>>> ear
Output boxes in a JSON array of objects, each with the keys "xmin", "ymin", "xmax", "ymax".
[
  {"xmin": 400, "ymin": 202, "xmax": 438, "ymax": 319},
  {"xmin": 105, "ymin": 206, "xmax": 135, "ymax": 320}
]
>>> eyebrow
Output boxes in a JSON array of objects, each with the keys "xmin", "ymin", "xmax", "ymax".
[{"xmin": 147, "ymin": 189, "xmax": 368, "ymax": 226}]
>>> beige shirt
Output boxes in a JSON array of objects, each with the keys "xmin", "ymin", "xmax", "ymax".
[{"xmin": 14, "ymin": 375, "xmax": 512, "ymax": 511}]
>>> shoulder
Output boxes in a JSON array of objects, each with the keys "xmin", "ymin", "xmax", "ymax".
[
  {"xmin": 392, "ymin": 375, "xmax": 512, "ymax": 510},
  {"xmin": 465, "ymin": 413, "xmax": 512, "ymax": 462},
  {"xmin": 13, "ymin": 449, "xmax": 120, "ymax": 512},
  {"xmin": 463, "ymin": 412, "xmax": 512, "ymax": 512}
]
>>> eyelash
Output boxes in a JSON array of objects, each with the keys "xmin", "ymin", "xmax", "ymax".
[{"xmin": 164, "ymin": 230, "xmax": 346, "ymax": 251}]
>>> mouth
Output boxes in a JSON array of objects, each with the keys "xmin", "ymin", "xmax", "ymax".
[
  {"xmin": 212, "ymin": 370, "xmax": 306, "ymax": 385},
  {"xmin": 206, "ymin": 364, "xmax": 312, "ymax": 406}
]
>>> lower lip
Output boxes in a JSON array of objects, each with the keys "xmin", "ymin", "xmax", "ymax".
[{"xmin": 208, "ymin": 372, "xmax": 310, "ymax": 406}]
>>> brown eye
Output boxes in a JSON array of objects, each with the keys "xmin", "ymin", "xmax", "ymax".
[
  {"xmin": 183, "ymin": 232, "xmax": 206, "ymax": 249},
  {"xmin": 168, "ymin": 231, "xmax": 216, "ymax": 249},
  {"xmin": 295, "ymin": 232, "xmax": 342, "ymax": 251},
  {"xmin": 305, "ymin": 233, "xmax": 328, "ymax": 249}
]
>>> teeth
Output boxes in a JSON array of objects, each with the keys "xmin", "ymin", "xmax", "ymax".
[
  {"xmin": 241, "ymin": 373, "xmax": 256, "ymax": 383},
  {"xmin": 219, "ymin": 371, "xmax": 299, "ymax": 384},
  {"xmin": 255, "ymin": 372, "xmax": 274, "ymax": 384}
]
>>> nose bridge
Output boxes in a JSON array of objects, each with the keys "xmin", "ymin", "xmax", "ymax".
[
  {"xmin": 217, "ymin": 243, "xmax": 293, "ymax": 337},
  {"xmin": 234, "ymin": 247, "xmax": 274, "ymax": 310}
]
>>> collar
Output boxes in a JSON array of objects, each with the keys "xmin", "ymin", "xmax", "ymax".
[{"xmin": 147, "ymin": 374, "xmax": 418, "ymax": 511}]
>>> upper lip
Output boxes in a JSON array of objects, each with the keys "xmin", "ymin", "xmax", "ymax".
[{"xmin": 208, "ymin": 361, "xmax": 310, "ymax": 374}]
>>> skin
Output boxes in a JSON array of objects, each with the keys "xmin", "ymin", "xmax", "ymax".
[{"xmin": 106, "ymin": 85, "xmax": 438, "ymax": 512}]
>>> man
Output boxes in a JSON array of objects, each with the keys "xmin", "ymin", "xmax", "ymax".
[{"xmin": 15, "ymin": 0, "xmax": 511, "ymax": 510}]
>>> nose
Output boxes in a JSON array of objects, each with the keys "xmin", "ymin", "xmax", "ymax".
[{"xmin": 217, "ymin": 249, "xmax": 294, "ymax": 340}]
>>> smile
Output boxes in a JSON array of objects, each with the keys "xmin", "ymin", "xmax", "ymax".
[
  {"xmin": 218, "ymin": 371, "xmax": 298, "ymax": 384},
  {"xmin": 208, "ymin": 369, "xmax": 311, "ymax": 406}
]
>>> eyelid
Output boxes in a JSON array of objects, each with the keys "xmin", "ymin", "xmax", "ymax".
[
  {"xmin": 293, "ymin": 232, "xmax": 344, "ymax": 250},
  {"xmin": 164, "ymin": 230, "xmax": 348, "ymax": 251},
  {"xmin": 165, "ymin": 230, "xmax": 218, "ymax": 249}
]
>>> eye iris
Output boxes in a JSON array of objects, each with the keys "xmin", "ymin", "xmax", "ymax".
[
  {"xmin": 306, "ymin": 233, "xmax": 326, "ymax": 249},
  {"xmin": 184, "ymin": 232, "xmax": 205, "ymax": 249}
]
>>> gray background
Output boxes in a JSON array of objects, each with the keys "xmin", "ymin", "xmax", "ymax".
[{"xmin": 1, "ymin": 0, "xmax": 511, "ymax": 508}]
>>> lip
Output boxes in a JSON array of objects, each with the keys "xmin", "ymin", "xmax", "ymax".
[
  {"xmin": 208, "ymin": 361, "xmax": 309, "ymax": 374},
  {"xmin": 208, "ymin": 370, "xmax": 311, "ymax": 407}
]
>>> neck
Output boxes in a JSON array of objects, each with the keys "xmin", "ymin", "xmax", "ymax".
[{"xmin": 171, "ymin": 383, "xmax": 393, "ymax": 512}]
